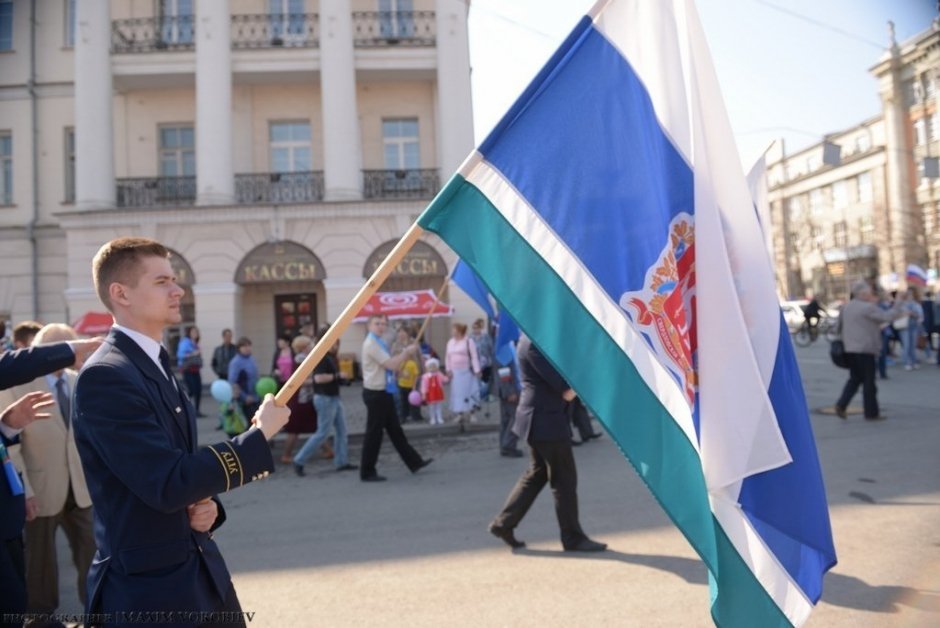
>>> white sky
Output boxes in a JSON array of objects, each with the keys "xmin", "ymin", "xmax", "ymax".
[{"xmin": 466, "ymin": 0, "xmax": 937, "ymax": 168}]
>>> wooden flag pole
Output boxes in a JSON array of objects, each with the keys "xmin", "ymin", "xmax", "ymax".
[
  {"xmin": 414, "ymin": 266, "xmax": 455, "ymax": 344},
  {"xmin": 274, "ymin": 223, "xmax": 425, "ymax": 406}
]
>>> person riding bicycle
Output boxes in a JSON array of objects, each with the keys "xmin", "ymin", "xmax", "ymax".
[{"xmin": 802, "ymin": 297, "xmax": 823, "ymax": 339}]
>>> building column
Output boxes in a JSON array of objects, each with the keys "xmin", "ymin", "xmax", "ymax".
[
  {"xmin": 320, "ymin": 0, "xmax": 362, "ymax": 201},
  {"xmin": 435, "ymin": 0, "xmax": 474, "ymax": 178},
  {"xmin": 882, "ymin": 31, "xmax": 927, "ymax": 278},
  {"xmin": 192, "ymin": 282, "xmax": 241, "ymax": 380},
  {"xmin": 196, "ymin": 0, "xmax": 234, "ymax": 205},
  {"xmin": 74, "ymin": 1, "xmax": 114, "ymax": 210}
]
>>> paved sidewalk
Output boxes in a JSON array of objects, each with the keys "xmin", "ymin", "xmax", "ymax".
[{"xmin": 50, "ymin": 340, "xmax": 939, "ymax": 626}]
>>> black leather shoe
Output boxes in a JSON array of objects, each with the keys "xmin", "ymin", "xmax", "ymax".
[
  {"xmin": 587, "ymin": 432, "xmax": 603, "ymax": 440},
  {"xmin": 488, "ymin": 524, "xmax": 525, "ymax": 549},
  {"xmin": 361, "ymin": 474, "xmax": 387, "ymax": 482},
  {"xmin": 563, "ymin": 537, "xmax": 607, "ymax": 552},
  {"xmin": 413, "ymin": 458, "xmax": 434, "ymax": 473},
  {"xmin": 293, "ymin": 463, "xmax": 305, "ymax": 477},
  {"xmin": 500, "ymin": 449, "xmax": 524, "ymax": 458},
  {"xmin": 834, "ymin": 405, "xmax": 847, "ymax": 419},
  {"xmin": 335, "ymin": 463, "xmax": 358, "ymax": 472}
]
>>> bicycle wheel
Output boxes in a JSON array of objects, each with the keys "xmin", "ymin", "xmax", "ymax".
[{"xmin": 793, "ymin": 327, "xmax": 812, "ymax": 347}]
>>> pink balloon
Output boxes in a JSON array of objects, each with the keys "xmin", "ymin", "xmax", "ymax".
[{"xmin": 408, "ymin": 390, "xmax": 423, "ymax": 406}]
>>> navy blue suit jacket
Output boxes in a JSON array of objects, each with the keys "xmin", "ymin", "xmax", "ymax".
[
  {"xmin": 73, "ymin": 329, "xmax": 275, "ymax": 617},
  {"xmin": 511, "ymin": 335, "xmax": 573, "ymax": 443},
  {"xmin": 1, "ymin": 343, "xmax": 76, "ymax": 540}
]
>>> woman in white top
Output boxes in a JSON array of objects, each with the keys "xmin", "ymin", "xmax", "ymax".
[{"xmin": 445, "ymin": 322, "xmax": 481, "ymax": 423}]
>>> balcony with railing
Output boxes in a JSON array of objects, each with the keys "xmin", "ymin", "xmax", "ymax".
[
  {"xmin": 352, "ymin": 12, "xmax": 435, "ymax": 47},
  {"xmin": 113, "ymin": 11, "xmax": 438, "ymax": 53},
  {"xmin": 112, "ymin": 16, "xmax": 195, "ymax": 54},
  {"xmin": 363, "ymin": 169, "xmax": 439, "ymax": 200},
  {"xmin": 231, "ymin": 14, "xmax": 320, "ymax": 49},
  {"xmin": 113, "ymin": 170, "xmax": 435, "ymax": 207},
  {"xmin": 235, "ymin": 171, "xmax": 324, "ymax": 204},
  {"xmin": 116, "ymin": 176, "xmax": 197, "ymax": 208}
]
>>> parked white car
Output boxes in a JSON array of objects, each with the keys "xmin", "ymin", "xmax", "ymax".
[{"xmin": 781, "ymin": 300, "xmax": 809, "ymax": 332}]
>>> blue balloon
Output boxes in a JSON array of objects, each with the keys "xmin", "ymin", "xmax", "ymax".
[{"xmin": 210, "ymin": 379, "xmax": 233, "ymax": 404}]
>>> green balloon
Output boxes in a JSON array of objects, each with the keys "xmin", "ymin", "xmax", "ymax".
[{"xmin": 255, "ymin": 376, "xmax": 278, "ymax": 397}]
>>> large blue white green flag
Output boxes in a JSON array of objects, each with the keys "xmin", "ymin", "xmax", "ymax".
[{"xmin": 418, "ymin": 0, "xmax": 836, "ymax": 625}]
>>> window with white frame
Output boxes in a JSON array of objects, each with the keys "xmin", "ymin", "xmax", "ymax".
[
  {"xmin": 832, "ymin": 180, "xmax": 847, "ymax": 209},
  {"xmin": 382, "ymin": 118, "xmax": 419, "ymax": 170},
  {"xmin": 833, "ymin": 221, "xmax": 847, "ymax": 248},
  {"xmin": 0, "ymin": 132, "xmax": 10, "ymax": 204},
  {"xmin": 65, "ymin": 0, "xmax": 76, "ymax": 47},
  {"xmin": 926, "ymin": 76, "xmax": 936, "ymax": 101},
  {"xmin": 914, "ymin": 118, "xmax": 927, "ymax": 146},
  {"xmin": 268, "ymin": 0, "xmax": 305, "ymax": 41},
  {"xmin": 379, "ymin": 0, "xmax": 414, "ymax": 39},
  {"xmin": 931, "ymin": 112, "xmax": 940, "ymax": 142},
  {"xmin": 809, "ymin": 188, "xmax": 823, "ymax": 215},
  {"xmin": 159, "ymin": 126, "xmax": 195, "ymax": 176},
  {"xmin": 857, "ymin": 172, "xmax": 872, "ymax": 203},
  {"xmin": 855, "ymin": 133, "xmax": 871, "ymax": 153},
  {"xmin": 160, "ymin": 0, "xmax": 193, "ymax": 44},
  {"xmin": 806, "ymin": 155, "xmax": 820, "ymax": 172},
  {"xmin": 788, "ymin": 196, "xmax": 802, "ymax": 221},
  {"xmin": 0, "ymin": 0, "xmax": 12, "ymax": 50},
  {"xmin": 859, "ymin": 215, "xmax": 874, "ymax": 244},
  {"xmin": 65, "ymin": 128, "xmax": 75, "ymax": 202},
  {"xmin": 269, "ymin": 122, "xmax": 312, "ymax": 172},
  {"xmin": 810, "ymin": 225, "xmax": 823, "ymax": 249}
]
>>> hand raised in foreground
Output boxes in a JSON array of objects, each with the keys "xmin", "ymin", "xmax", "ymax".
[
  {"xmin": 187, "ymin": 498, "xmax": 218, "ymax": 533},
  {"xmin": 251, "ymin": 394, "xmax": 291, "ymax": 440},
  {"xmin": 1, "ymin": 391, "xmax": 55, "ymax": 429}
]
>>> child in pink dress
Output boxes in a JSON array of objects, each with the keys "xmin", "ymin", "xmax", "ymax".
[{"xmin": 420, "ymin": 358, "xmax": 449, "ymax": 425}]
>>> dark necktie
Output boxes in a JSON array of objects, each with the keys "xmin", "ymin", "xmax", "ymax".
[
  {"xmin": 55, "ymin": 376, "xmax": 71, "ymax": 429},
  {"xmin": 158, "ymin": 347, "xmax": 178, "ymax": 389}
]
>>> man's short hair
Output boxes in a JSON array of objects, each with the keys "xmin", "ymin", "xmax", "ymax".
[
  {"xmin": 851, "ymin": 281, "xmax": 872, "ymax": 299},
  {"xmin": 367, "ymin": 314, "xmax": 388, "ymax": 324},
  {"xmin": 92, "ymin": 237, "xmax": 170, "ymax": 311},
  {"xmin": 32, "ymin": 323, "xmax": 79, "ymax": 346},
  {"xmin": 13, "ymin": 320, "xmax": 43, "ymax": 347},
  {"xmin": 222, "ymin": 328, "xmax": 232, "ymax": 336},
  {"xmin": 236, "ymin": 336, "xmax": 252, "ymax": 348}
]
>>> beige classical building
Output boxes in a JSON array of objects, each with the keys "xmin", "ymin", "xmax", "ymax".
[
  {"xmin": 0, "ymin": 0, "xmax": 478, "ymax": 363},
  {"xmin": 768, "ymin": 19, "xmax": 939, "ymax": 302}
]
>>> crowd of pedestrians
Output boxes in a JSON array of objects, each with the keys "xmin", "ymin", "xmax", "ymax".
[
  {"xmin": 0, "ymin": 241, "xmax": 616, "ymax": 622},
  {"xmin": 830, "ymin": 281, "xmax": 939, "ymax": 422}
]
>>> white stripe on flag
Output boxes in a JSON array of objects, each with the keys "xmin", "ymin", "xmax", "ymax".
[
  {"xmin": 710, "ymin": 488, "xmax": 814, "ymax": 625},
  {"xmin": 594, "ymin": 0, "xmax": 790, "ymax": 490},
  {"xmin": 459, "ymin": 153, "xmax": 700, "ymax": 454}
]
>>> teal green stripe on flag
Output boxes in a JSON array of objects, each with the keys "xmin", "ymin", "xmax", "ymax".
[{"xmin": 419, "ymin": 175, "xmax": 791, "ymax": 627}]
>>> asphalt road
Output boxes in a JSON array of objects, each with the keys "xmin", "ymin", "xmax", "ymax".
[{"xmin": 50, "ymin": 339, "xmax": 940, "ymax": 626}]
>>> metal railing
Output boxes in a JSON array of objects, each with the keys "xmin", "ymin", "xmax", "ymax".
[
  {"xmin": 231, "ymin": 13, "xmax": 320, "ymax": 49},
  {"xmin": 112, "ymin": 16, "xmax": 195, "ymax": 54},
  {"xmin": 235, "ymin": 171, "xmax": 325, "ymax": 204},
  {"xmin": 113, "ymin": 11, "xmax": 435, "ymax": 53},
  {"xmin": 113, "ymin": 170, "xmax": 435, "ymax": 207},
  {"xmin": 362, "ymin": 169, "xmax": 439, "ymax": 200},
  {"xmin": 351, "ymin": 11, "xmax": 435, "ymax": 47},
  {"xmin": 116, "ymin": 176, "xmax": 196, "ymax": 207}
]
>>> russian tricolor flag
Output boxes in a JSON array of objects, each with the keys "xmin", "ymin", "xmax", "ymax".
[
  {"xmin": 418, "ymin": 0, "xmax": 836, "ymax": 625},
  {"xmin": 906, "ymin": 264, "xmax": 928, "ymax": 288}
]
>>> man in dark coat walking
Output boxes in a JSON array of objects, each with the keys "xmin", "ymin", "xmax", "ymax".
[{"xmin": 488, "ymin": 335, "xmax": 606, "ymax": 552}]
